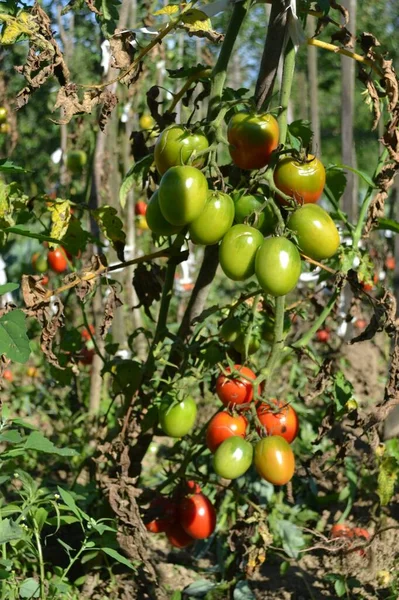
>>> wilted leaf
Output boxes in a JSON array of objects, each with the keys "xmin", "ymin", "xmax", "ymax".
[
  {"xmin": 377, "ymin": 456, "xmax": 398, "ymax": 506},
  {"xmin": 48, "ymin": 200, "xmax": 72, "ymax": 247},
  {"xmin": 100, "ymin": 285, "xmax": 123, "ymax": 338},
  {"xmin": 93, "ymin": 206, "xmax": 126, "ymax": 261}
]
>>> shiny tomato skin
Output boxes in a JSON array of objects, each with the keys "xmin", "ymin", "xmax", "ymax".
[
  {"xmin": 135, "ymin": 200, "xmax": 147, "ymax": 216},
  {"xmin": 158, "ymin": 396, "xmax": 197, "ymax": 438},
  {"xmin": 145, "ymin": 497, "xmax": 178, "ymax": 534},
  {"xmin": 47, "ymin": 248, "xmax": 68, "ymax": 273},
  {"xmin": 159, "ymin": 166, "xmax": 208, "ymax": 226},
  {"xmin": 254, "ymin": 436, "xmax": 295, "ymax": 485},
  {"xmin": 189, "ymin": 191, "xmax": 235, "ymax": 245},
  {"xmin": 316, "ymin": 329, "xmax": 330, "ymax": 342},
  {"xmin": 287, "ymin": 204, "xmax": 340, "ymax": 260},
  {"xmin": 0, "ymin": 107, "xmax": 7, "ymax": 123},
  {"xmin": 255, "ymin": 237, "xmax": 301, "ymax": 297},
  {"xmin": 166, "ymin": 523, "xmax": 194, "ymax": 548},
  {"xmin": 256, "ymin": 400, "xmax": 299, "ymax": 443},
  {"xmin": 220, "ymin": 317, "xmax": 242, "ymax": 343},
  {"xmin": 216, "ymin": 365, "xmax": 257, "ymax": 407},
  {"xmin": 233, "ymin": 192, "xmax": 277, "ymax": 236},
  {"xmin": 154, "ymin": 126, "xmax": 209, "ymax": 175},
  {"xmin": 274, "ymin": 155, "xmax": 326, "ymax": 205},
  {"xmin": 206, "ymin": 411, "xmax": 247, "ymax": 452},
  {"xmin": 219, "ymin": 224, "xmax": 264, "ymax": 281},
  {"xmin": 179, "ymin": 493, "xmax": 216, "ymax": 540},
  {"xmin": 213, "ymin": 436, "xmax": 253, "ymax": 479},
  {"xmin": 146, "ymin": 190, "xmax": 182, "ymax": 236},
  {"xmin": 227, "ymin": 112, "xmax": 279, "ymax": 170}
]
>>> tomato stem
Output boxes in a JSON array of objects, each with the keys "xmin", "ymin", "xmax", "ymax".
[{"xmin": 278, "ymin": 39, "xmax": 296, "ymax": 146}]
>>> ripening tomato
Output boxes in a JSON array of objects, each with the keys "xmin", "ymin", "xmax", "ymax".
[
  {"xmin": 0, "ymin": 107, "xmax": 7, "ymax": 123},
  {"xmin": 227, "ymin": 112, "xmax": 279, "ymax": 170},
  {"xmin": 136, "ymin": 215, "xmax": 149, "ymax": 231},
  {"xmin": 81, "ymin": 324, "xmax": 95, "ymax": 341},
  {"xmin": 316, "ymin": 329, "xmax": 330, "ymax": 342},
  {"xmin": 287, "ymin": 204, "xmax": 340, "ymax": 260},
  {"xmin": 219, "ymin": 224, "xmax": 263, "ymax": 281},
  {"xmin": 135, "ymin": 200, "xmax": 147, "ymax": 216},
  {"xmin": 385, "ymin": 256, "xmax": 395, "ymax": 270},
  {"xmin": 166, "ymin": 523, "xmax": 194, "ymax": 548},
  {"xmin": 232, "ymin": 192, "xmax": 278, "ymax": 236},
  {"xmin": 179, "ymin": 493, "xmax": 216, "ymax": 539},
  {"xmin": 66, "ymin": 150, "xmax": 87, "ymax": 173},
  {"xmin": 274, "ymin": 155, "xmax": 326, "ymax": 204},
  {"xmin": 39, "ymin": 275, "xmax": 49, "ymax": 286},
  {"xmin": 159, "ymin": 166, "xmax": 208, "ymax": 226},
  {"xmin": 154, "ymin": 126, "xmax": 209, "ymax": 175},
  {"xmin": 146, "ymin": 190, "xmax": 181, "ymax": 236},
  {"xmin": 139, "ymin": 114, "xmax": 155, "ymax": 130},
  {"xmin": 0, "ymin": 123, "xmax": 9, "ymax": 134},
  {"xmin": 352, "ymin": 527, "xmax": 370, "ymax": 557},
  {"xmin": 158, "ymin": 396, "xmax": 197, "ymax": 438},
  {"xmin": 47, "ymin": 248, "xmax": 68, "ymax": 273},
  {"xmin": 27, "ymin": 366, "xmax": 39, "ymax": 378},
  {"xmin": 255, "ymin": 237, "xmax": 301, "ymax": 296},
  {"xmin": 354, "ymin": 318, "xmax": 367, "ymax": 330},
  {"xmin": 213, "ymin": 436, "xmax": 253, "ymax": 479},
  {"xmin": 216, "ymin": 364, "xmax": 257, "ymax": 407},
  {"xmin": 254, "ymin": 436, "xmax": 295, "ymax": 485},
  {"xmin": 145, "ymin": 497, "xmax": 178, "ymax": 534},
  {"xmin": 206, "ymin": 411, "xmax": 247, "ymax": 452},
  {"xmin": 331, "ymin": 524, "xmax": 353, "ymax": 540},
  {"xmin": 189, "ymin": 191, "xmax": 235, "ymax": 245},
  {"xmin": 256, "ymin": 400, "xmax": 299, "ymax": 443},
  {"xmin": 32, "ymin": 252, "xmax": 48, "ymax": 273},
  {"xmin": 3, "ymin": 369, "xmax": 13, "ymax": 382}
]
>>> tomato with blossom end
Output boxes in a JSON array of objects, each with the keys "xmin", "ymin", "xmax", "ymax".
[
  {"xmin": 154, "ymin": 126, "xmax": 209, "ymax": 175},
  {"xmin": 159, "ymin": 166, "xmax": 208, "ymax": 226},
  {"xmin": 316, "ymin": 329, "xmax": 330, "ymax": 343},
  {"xmin": 219, "ymin": 224, "xmax": 263, "ymax": 281},
  {"xmin": 256, "ymin": 400, "xmax": 299, "ymax": 443},
  {"xmin": 274, "ymin": 155, "xmax": 325, "ymax": 205},
  {"xmin": 227, "ymin": 112, "xmax": 279, "ymax": 170},
  {"xmin": 158, "ymin": 396, "xmax": 197, "ymax": 438},
  {"xmin": 189, "ymin": 191, "xmax": 235, "ymax": 245},
  {"xmin": 213, "ymin": 436, "xmax": 253, "ymax": 479},
  {"xmin": 145, "ymin": 497, "xmax": 178, "ymax": 534},
  {"xmin": 254, "ymin": 436, "xmax": 295, "ymax": 485},
  {"xmin": 47, "ymin": 248, "xmax": 68, "ymax": 273},
  {"xmin": 255, "ymin": 237, "xmax": 301, "ymax": 297},
  {"xmin": 166, "ymin": 523, "xmax": 194, "ymax": 548},
  {"xmin": 206, "ymin": 411, "xmax": 247, "ymax": 452},
  {"xmin": 216, "ymin": 365, "xmax": 257, "ymax": 407},
  {"xmin": 287, "ymin": 204, "xmax": 340, "ymax": 260},
  {"xmin": 135, "ymin": 200, "xmax": 147, "ymax": 216},
  {"xmin": 179, "ymin": 493, "xmax": 216, "ymax": 539},
  {"xmin": 146, "ymin": 190, "xmax": 181, "ymax": 236}
]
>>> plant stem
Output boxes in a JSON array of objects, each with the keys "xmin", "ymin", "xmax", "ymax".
[
  {"xmin": 293, "ymin": 288, "xmax": 340, "ymax": 348},
  {"xmin": 153, "ymin": 253, "xmax": 179, "ymax": 346},
  {"xmin": 307, "ymin": 38, "xmax": 384, "ymax": 78},
  {"xmin": 33, "ymin": 527, "xmax": 45, "ymax": 600},
  {"xmin": 278, "ymin": 39, "xmax": 296, "ymax": 145},
  {"xmin": 262, "ymin": 295, "xmax": 286, "ymax": 385}
]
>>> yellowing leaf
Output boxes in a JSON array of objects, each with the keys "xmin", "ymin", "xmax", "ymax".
[
  {"xmin": 93, "ymin": 206, "xmax": 126, "ymax": 262},
  {"xmin": 0, "ymin": 11, "xmax": 36, "ymax": 45},
  {"xmin": 377, "ymin": 456, "xmax": 399, "ymax": 506},
  {"xmin": 181, "ymin": 9, "xmax": 211, "ymax": 31},
  {"xmin": 153, "ymin": 5, "xmax": 179, "ymax": 17},
  {"xmin": 48, "ymin": 200, "xmax": 72, "ymax": 248}
]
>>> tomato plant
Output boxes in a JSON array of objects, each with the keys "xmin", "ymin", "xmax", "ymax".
[
  {"xmin": 216, "ymin": 365, "xmax": 258, "ymax": 407},
  {"xmin": 213, "ymin": 436, "xmax": 253, "ymax": 479},
  {"xmin": 159, "ymin": 165, "xmax": 208, "ymax": 226},
  {"xmin": 219, "ymin": 224, "xmax": 263, "ymax": 281},
  {"xmin": 274, "ymin": 155, "xmax": 326, "ymax": 204},
  {"xmin": 146, "ymin": 190, "xmax": 181, "ymax": 236},
  {"xmin": 158, "ymin": 396, "xmax": 197, "ymax": 438},
  {"xmin": 47, "ymin": 248, "xmax": 68, "ymax": 273},
  {"xmin": 189, "ymin": 191, "xmax": 235, "ymax": 245},
  {"xmin": 206, "ymin": 411, "xmax": 247, "ymax": 452},
  {"xmin": 255, "ymin": 237, "xmax": 301, "ymax": 296},
  {"xmin": 287, "ymin": 204, "xmax": 340, "ymax": 260},
  {"xmin": 256, "ymin": 400, "xmax": 299, "ymax": 443},
  {"xmin": 254, "ymin": 436, "xmax": 295, "ymax": 485},
  {"xmin": 227, "ymin": 112, "xmax": 279, "ymax": 170},
  {"xmin": 232, "ymin": 192, "xmax": 278, "ymax": 235},
  {"xmin": 179, "ymin": 492, "xmax": 216, "ymax": 539},
  {"xmin": 145, "ymin": 497, "xmax": 178, "ymax": 534},
  {"xmin": 154, "ymin": 126, "xmax": 209, "ymax": 175}
]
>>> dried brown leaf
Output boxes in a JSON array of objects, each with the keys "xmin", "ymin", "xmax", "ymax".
[
  {"xmin": 331, "ymin": 27, "xmax": 354, "ymax": 48},
  {"xmin": 99, "ymin": 90, "xmax": 118, "ymax": 132},
  {"xmin": 330, "ymin": 0, "xmax": 349, "ymax": 24},
  {"xmin": 52, "ymin": 84, "xmax": 118, "ymax": 129},
  {"xmin": 40, "ymin": 297, "xmax": 65, "ymax": 369},
  {"xmin": 109, "ymin": 30, "xmax": 137, "ymax": 70},
  {"xmin": 21, "ymin": 275, "xmax": 50, "ymax": 307},
  {"xmin": 100, "ymin": 285, "xmax": 123, "ymax": 339},
  {"xmin": 364, "ymin": 164, "xmax": 398, "ymax": 235},
  {"xmin": 358, "ymin": 66, "xmax": 381, "ymax": 130}
]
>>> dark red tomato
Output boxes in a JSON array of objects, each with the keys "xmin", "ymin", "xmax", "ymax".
[
  {"xmin": 3, "ymin": 369, "xmax": 13, "ymax": 382},
  {"xmin": 216, "ymin": 365, "xmax": 258, "ymax": 407},
  {"xmin": 166, "ymin": 523, "xmax": 194, "ymax": 548},
  {"xmin": 135, "ymin": 200, "xmax": 147, "ymax": 216},
  {"xmin": 256, "ymin": 400, "xmax": 299, "ymax": 443},
  {"xmin": 145, "ymin": 497, "xmax": 178, "ymax": 534},
  {"xmin": 274, "ymin": 155, "xmax": 326, "ymax": 205},
  {"xmin": 316, "ymin": 329, "xmax": 330, "ymax": 343},
  {"xmin": 81, "ymin": 324, "xmax": 95, "ymax": 341},
  {"xmin": 206, "ymin": 411, "xmax": 247, "ymax": 452},
  {"xmin": 47, "ymin": 248, "xmax": 68, "ymax": 273},
  {"xmin": 385, "ymin": 256, "xmax": 395, "ymax": 270},
  {"xmin": 254, "ymin": 436, "xmax": 295, "ymax": 485},
  {"xmin": 227, "ymin": 112, "xmax": 279, "ymax": 170},
  {"xmin": 331, "ymin": 524, "xmax": 353, "ymax": 540},
  {"xmin": 179, "ymin": 493, "xmax": 216, "ymax": 540},
  {"xmin": 79, "ymin": 347, "xmax": 94, "ymax": 365}
]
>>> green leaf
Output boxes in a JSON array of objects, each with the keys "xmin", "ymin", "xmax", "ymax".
[
  {"xmin": 183, "ymin": 579, "xmax": 216, "ymax": 597},
  {"xmin": 377, "ymin": 456, "xmax": 398, "ymax": 506},
  {"xmin": 119, "ymin": 155, "xmax": 153, "ymax": 209},
  {"xmin": 334, "ymin": 579, "xmax": 347, "ymax": 597},
  {"xmin": 0, "ymin": 430, "xmax": 23, "ymax": 444},
  {"xmin": 334, "ymin": 163, "xmax": 375, "ymax": 188},
  {"xmin": 101, "ymin": 547, "xmax": 138, "ymax": 572},
  {"xmin": 92, "ymin": 205, "xmax": 126, "ymax": 261},
  {"xmin": 34, "ymin": 507, "xmax": 48, "ymax": 532},
  {"xmin": 0, "ymin": 518, "xmax": 24, "ymax": 544},
  {"xmin": 325, "ymin": 167, "xmax": 347, "ymax": 203},
  {"xmin": 24, "ymin": 431, "xmax": 78, "ymax": 457},
  {"xmin": 287, "ymin": 120, "xmax": 313, "ymax": 150},
  {"xmin": 62, "ymin": 218, "xmax": 91, "ymax": 256},
  {"xmin": 332, "ymin": 371, "xmax": 354, "ymax": 412},
  {"xmin": 0, "ymin": 159, "xmax": 28, "ymax": 173},
  {"xmin": 375, "ymin": 218, "xmax": 399, "ymax": 234},
  {"xmin": 170, "ymin": 592, "xmax": 182, "ymax": 600},
  {"xmin": 0, "ymin": 309, "xmax": 31, "ymax": 363},
  {"xmin": 19, "ymin": 578, "xmax": 40, "ymax": 598},
  {"xmin": 0, "ymin": 283, "xmax": 19, "ymax": 295},
  {"xmin": 57, "ymin": 487, "xmax": 87, "ymax": 522},
  {"xmin": 275, "ymin": 519, "xmax": 305, "ymax": 558},
  {"xmin": 233, "ymin": 581, "xmax": 256, "ymax": 600}
]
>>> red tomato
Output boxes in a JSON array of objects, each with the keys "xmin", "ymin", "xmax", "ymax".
[
  {"xmin": 316, "ymin": 329, "xmax": 330, "ymax": 343},
  {"xmin": 331, "ymin": 524, "xmax": 353, "ymax": 540},
  {"xmin": 352, "ymin": 527, "xmax": 370, "ymax": 557},
  {"xmin": 145, "ymin": 497, "xmax": 178, "ymax": 534},
  {"xmin": 40, "ymin": 275, "xmax": 49, "ymax": 286},
  {"xmin": 179, "ymin": 493, "xmax": 216, "ymax": 540},
  {"xmin": 274, "ymin": 154, "xmax": 325, "ymax": 205},
  {"xmin": 185, "ymin": 480, "xmax": 202, "ymax": 495},
  {"xmin": 135, "ymin": 200, "xmax": 147, "ymax": 216},
  {"xmin": 385, "ymin": 256, "xmax": 395, "ymax": 270},
  {"xmin": 47, "ymin": 248, "xmax": 68, "ymax": 273},
  {"xmin": 3, "ymin": 369, "xmax": 13, "ymax": 382},
  {"xmin": 216, "ymin": 365, "xmax": 258, "ymax": 408},
  {"xmin": 227, "ymin": 112, "xmax": 279, "ymax": 170},
  {"xmin": 206, "ymin": 411, "xmax": 247, "ymax": 452},
  {"xmin": 166, "ymin": 523, "xmax": 194, "ymax": 548},
  {"xmin": 81, "ymin": 324, "xmax": 95, "ymax": 341},
  {"xmin": 256, "ymin": 400, "xmax": 299, "ymax": 443},
  {"xmin": 354, "ymin": 319, "xmax": 367, "ymax": 330},
  {"xmin": 79, "ymin": 348, "xmax": 94, "ymax": 365}
]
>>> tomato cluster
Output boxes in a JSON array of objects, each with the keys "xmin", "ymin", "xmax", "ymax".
[
  {"xmin": 0, "ymin": 106, "xmax": 9, "ymax": 135},
  {"xmin": 145, "ymin": 482, "xmax": 216, "ymax": 548}
]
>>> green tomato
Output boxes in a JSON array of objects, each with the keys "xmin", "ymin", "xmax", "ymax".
[
  {"xmin": 287, "ymin": 204, "xmax": 340, "ymax": 260},
  {"xmin": 0, "ymin": 107, "xmax": 7, "ymax": 124},
  {"xmin": 213, "ymin": 436, "xmax": 253, "ymax": 479},
  {"xmin": 220, "ymin": 317, "xmax": 242, "ymax": 343},
  {"xmin": 154, "ymin": 126, "xmax": 209, "ymax": 175},
  {"xmin": 232, "ymin": 328, "xmax": 261, "ymax": 355},
  {"xmin": 219, "ymin": 224, "xmax": 264, "ymax": 281},
  {"xmin": 159, "ymin": 396, "xmax": 197, "ymax": 438},
  {"xmin": 233, "ymin": 192, "xmax": 277, "ymax": 236},
  {"xmin": 255, "ymin": 237, "xmax": 301, "ymax": 296},
  {"xmin": 189, "ymin": 191, "xmax": 235, "ymax": 245},
  {"xmin": 66, "ymin": 150, "xmax": 87, "ymax": 173},
  {"xmin": 159, "ymin": 166, "xmax": 208, "ymax": 226},
  {"xmin": 146, "ymin": 190, "xmax": 182, "ymax": 236}
]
